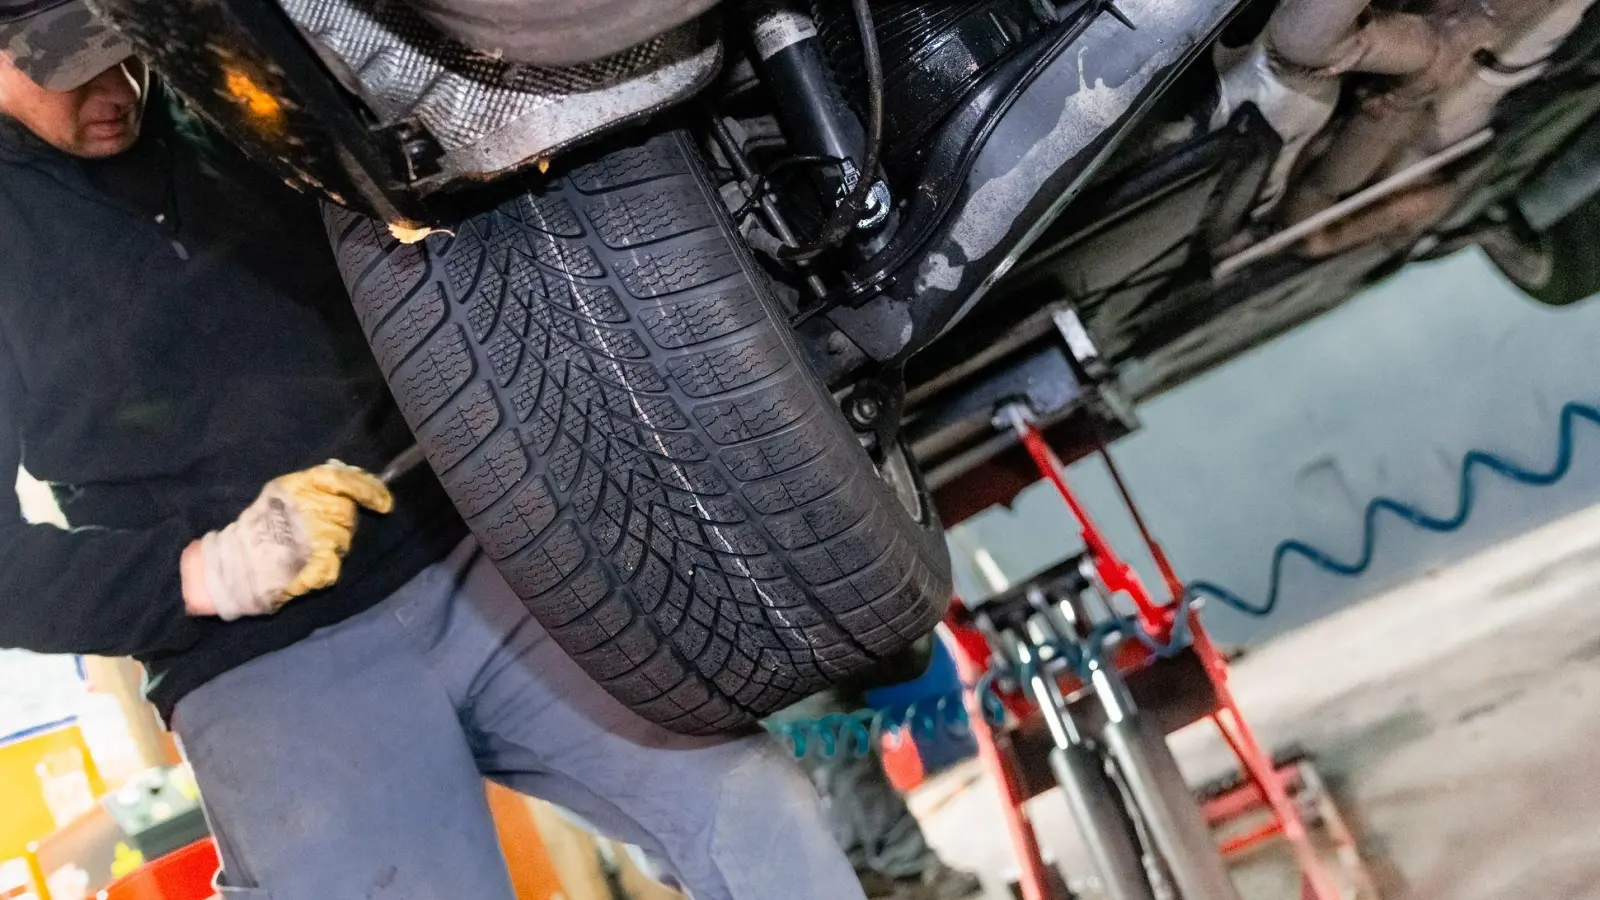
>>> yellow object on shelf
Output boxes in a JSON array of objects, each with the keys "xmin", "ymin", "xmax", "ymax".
[
  {"xmin": 108, "ymin": 843, "xmax": 144, "ymax": 880},
  {"xmin": 0, "ymin": 725, "xmax": 104, "ymax": 863}
]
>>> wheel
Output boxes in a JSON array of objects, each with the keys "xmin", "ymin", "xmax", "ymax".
[
  {"xmin": 1533, "ymin": 199, "xmax": 1600, "ymax": 306},
  {"xmin": 324, "ymin": 128, "xmax": 952, "ymax": 734},
  {"xmin": 1487, "ymin": 196, "xmax": 1600, "ymax": 307}
]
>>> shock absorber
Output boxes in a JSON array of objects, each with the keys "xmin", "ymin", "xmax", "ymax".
[{"xmin": 745, "ymin": 0, "xmax": 892, "ymax": 241}]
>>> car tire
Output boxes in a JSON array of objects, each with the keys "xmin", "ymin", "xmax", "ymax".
[
  {"xmin": 1493, "ymin": 197, "xmax": 1600, "ymax": 307},
  {"xmin": 324, "ymin": 128, "xmax": 951, "ymax": 734}
]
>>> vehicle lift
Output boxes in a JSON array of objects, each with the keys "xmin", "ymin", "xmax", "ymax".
[{"xmin": 928, "ymin": 314, "xmax": 1377, "ymax": 900}]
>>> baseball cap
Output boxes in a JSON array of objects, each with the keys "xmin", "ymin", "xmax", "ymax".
[{"xmin": 0, "ymin": 0, "xmax": 133, "ymax": 91}]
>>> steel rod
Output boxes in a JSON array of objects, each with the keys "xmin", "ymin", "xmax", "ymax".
[{"xmin": 1216, "ymin": 128, "xmax": 1494, "ymax": 279}]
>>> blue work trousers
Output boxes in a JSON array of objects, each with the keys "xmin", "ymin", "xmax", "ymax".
[{"xmin": 173, "ymin": 538, "xmax": 865, "ymax": 900}]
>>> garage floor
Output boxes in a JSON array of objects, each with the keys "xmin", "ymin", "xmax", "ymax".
[{"xmin": 913, "ymin": 502, "xmax": 1600, "ymax": 900}]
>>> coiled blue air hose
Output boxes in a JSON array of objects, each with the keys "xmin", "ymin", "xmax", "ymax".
[
  {"xmin": 773, "ymin": 400, "xmax": 1600, "ymax": 759},
  {"xmin": 1184, "ymin": 400, "xmax": 1600, "ymax": 616}
]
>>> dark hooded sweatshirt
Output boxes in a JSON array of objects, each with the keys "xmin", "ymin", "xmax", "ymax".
[{"xmin": 0, "ymin": 89, "xmax": 465, "ymax": 718}]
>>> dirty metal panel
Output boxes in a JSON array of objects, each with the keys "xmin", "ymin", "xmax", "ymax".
[
  {"xmin": 279, "ymin": 0, "xmax": 721, "ymax": 185},
  {"xmin": 833, "ymin": 0, "xmax": 1245, "ymax": 362}
]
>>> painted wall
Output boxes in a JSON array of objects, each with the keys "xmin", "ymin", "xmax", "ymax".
[{"xmin": 948, "ymin": 249, "xmax": 1600, "ymax": 645}]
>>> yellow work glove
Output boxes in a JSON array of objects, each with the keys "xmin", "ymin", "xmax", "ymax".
[{"xmin": 197, "ymin": 461, "xmax": 393, "ymax": 621}]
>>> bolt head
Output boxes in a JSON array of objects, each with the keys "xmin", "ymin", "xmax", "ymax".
[{"xmin": 848, "ymin": 395, "xmax": 882, "ymax": 426}]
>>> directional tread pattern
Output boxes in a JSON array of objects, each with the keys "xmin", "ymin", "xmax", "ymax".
[{"xmin": 327, "ymin": 129, "xmax": 950, "ymax": 734}]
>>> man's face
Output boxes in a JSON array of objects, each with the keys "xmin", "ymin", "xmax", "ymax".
[{"xmin": 0, "ymin": 52, "xmax": 142, "ymax": 157}]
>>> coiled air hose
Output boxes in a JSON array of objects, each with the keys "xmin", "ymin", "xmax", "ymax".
[{"xmin": 772, "ymin": 400, "xmax": 1600, "ymax": 759}]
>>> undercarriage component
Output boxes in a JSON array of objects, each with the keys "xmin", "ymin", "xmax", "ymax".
[
  {"xmin": 1266, "ymin": 0, "xmax": 1440, "ymax": 77},
  {"xmin": 1215, "ymin": 0, "xmax": 1597, "ymax": 234},
  {"xmin": 1210, "ymin": 41, "xmax": 1341, "ymax": 211},
  {"xmin": 1491, "ymin": 190, "xmax": 1600, "ymax": 305},
  {"xmin": 1251, "ymin": 0, "xmax": 1445, "ymax": 225},
  {"xmin": 1432, "ymin": 0, "xmax": 1600, "ymax": 148},
  {"xmin": 746, "ymin": 1, "xmax": 891, "ymax": 237},
  {"xmin": 1216, "ymin": 129, "xmax": 1493, "ymax": 278},
  {"xmin": 813, "ymin": 0, "xmax": 1054, "ymax": 170},
  {"xmin": 1286, "ymin": 97, "xmax": 1435, "ymax": 226},
  {"xmin": 279, "ymin": 0, "xmax": 721, "ymax": 186},
  {"xmin": 1299, "ymin": 180, "xmax": 1461, "ymax": 257},
  {"xmin": 1281, "ymin": 0, "xmax": 1587, "ymax": 226},
  {"xmin": 401, "ymin": 0, "xmax": 718, "ymax": 67},
  {"xmin": 987, "ymin": 104, "xmax": 1281, "ymax": 363},
  {"xmin": 86, "ymin": 0, "xmax": 721, "ymax": 220},
  {"xmin": 905, "ymin": 304, "xmax": 1135, "ymax": 526},
  {"xmin": 1518, "ymin": 110, "xmax": 1600, "ymax": 230},
  {"xmin": 819, "ymin": 0, "xmax": 1243, "ymax": 363},
  {"xmin": 1212, "ymin": 0, "xmax": 1442, "ymax": 217}
]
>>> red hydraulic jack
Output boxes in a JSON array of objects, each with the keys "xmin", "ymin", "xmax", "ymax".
[{"xmin": 942, "ymin": 403, "xmax": 1351, "ymax": 900}]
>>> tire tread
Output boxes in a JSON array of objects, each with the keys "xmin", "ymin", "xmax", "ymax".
[{"xmin": 327, "ymin": 129, "xmax": 949, "ymax": 733}]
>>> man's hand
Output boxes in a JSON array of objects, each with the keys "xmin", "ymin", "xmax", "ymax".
[{"xmin": 181, "ymin": 461, "xmax": 393, "ymax": 620}]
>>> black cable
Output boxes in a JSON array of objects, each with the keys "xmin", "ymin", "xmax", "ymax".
[
  {"xmin": 728, "ymin": 154, "xmax": 842, "ymax": 222},
  {"xmin": 781, "ymin": 0, "xmax": 884, "ymax": 262}
]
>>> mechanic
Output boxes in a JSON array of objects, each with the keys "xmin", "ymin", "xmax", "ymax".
[{"xmin": 0, "ymin": 3, "xmax": 867, "ymax": 898}]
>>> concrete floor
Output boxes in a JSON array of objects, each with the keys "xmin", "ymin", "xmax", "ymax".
[{"xmin": 914, "ymin": 502, "xmax": 1600, "ymax": 899}]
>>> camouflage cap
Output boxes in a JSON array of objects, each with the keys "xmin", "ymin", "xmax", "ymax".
[{"xmin": 0, "ymin": 0, "xmax": 133, "ymax": 91}]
